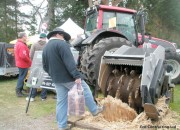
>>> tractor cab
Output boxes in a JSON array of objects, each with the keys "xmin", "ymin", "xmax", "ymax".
[{"xmin": 84, "ymin": 5, "xmax": 138, "ymax": 44}]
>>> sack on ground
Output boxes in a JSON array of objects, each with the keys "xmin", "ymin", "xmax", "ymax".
[{"xmin": 68, "ymin": 83, "xmax": 85, "ymax": 116}]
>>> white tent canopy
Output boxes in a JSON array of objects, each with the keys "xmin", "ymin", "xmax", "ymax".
[{"xmin": 59, "ymin": 18, "xmax": 84, "ymax": 40}]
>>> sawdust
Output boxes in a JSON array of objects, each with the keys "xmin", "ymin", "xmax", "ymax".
[{"xmin": 78, "ymin": 96, "xmax": 180, "ymax": 130}]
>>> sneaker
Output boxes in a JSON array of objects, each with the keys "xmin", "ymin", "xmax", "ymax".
[
  {"xmin": 26, "ymin": 97, "xmax": 35, "ymax": 102},
  {"xmin": 92, "ymin": 106, "xmax": 105, "ymax": 116}
]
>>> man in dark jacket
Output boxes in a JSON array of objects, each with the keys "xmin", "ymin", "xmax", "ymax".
[{"xmin": 42, "ymin": 28, "xmax": 104, "ymax": 130}]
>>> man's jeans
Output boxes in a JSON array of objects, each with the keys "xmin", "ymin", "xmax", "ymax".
[
  {"xmin": 54, "ymin": 80, "xmax": 98, "ymax": 129},
  {"xmin": 16, "ymin": 68, "xmax": 28, "ymax": 92},
  {"xmin": 31, "ymin": 88, "xmax": 47, "ymax": 99}
]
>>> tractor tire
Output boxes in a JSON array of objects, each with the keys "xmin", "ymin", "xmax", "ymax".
[
  {"xmin": 85, "ymin": 37, "xmax": 131, "ymax": 86},
  {"xmin": 165, "ymin": 52, "xmax": 180, "ymax": 84},
  {"xmin": 80, "ymin": 48, "xmax": 90, "ymax": 82}
]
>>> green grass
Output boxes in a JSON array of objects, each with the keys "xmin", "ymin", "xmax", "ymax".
[
  {"xmin": 0, "ymin": 76, "xmax": 180, "ymax": 119},
  {"xmin": 170, "ymin": 84, "xmax": 180, "ymax": 114},
  {"xmin": 0, "ymin": 76, "xmax": 56, "ymax": 119}
]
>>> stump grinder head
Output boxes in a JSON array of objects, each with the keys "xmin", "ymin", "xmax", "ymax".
[{"xmin": 98, "ymin": 45, "xmax": 172, "ymax": 120}]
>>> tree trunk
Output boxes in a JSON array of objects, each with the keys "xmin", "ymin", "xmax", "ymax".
[
  {"xmin": 101, "ymin": 0, "xmax": 123, "ymax": 6},
  {"xmin": 47, "ymin": 0, "xmax": 55, "ymax": 31},
  {"xmin": 88, "ymin": 0, "xmax": 93, "ymax": 7},
  {"xmin": 88, "ymin": 0, "xmax": 123, "ymax": 7},
  {"xmin": 15, "ymin": 0, "xmax": 18, "ymax": 38},
  {"xmin": 4, "ymin": 0, "xmax": 7, "ymax": 42}
]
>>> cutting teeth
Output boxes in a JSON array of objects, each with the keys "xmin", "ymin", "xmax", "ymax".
[
  {"xmin": 106, "ymin": 62, "xmax": 143, "ymax": 66},
  {"xmin": 105, "ymin": 67, "xmax": 142, "ymax": 112},
  {"xmin": 104, "ymin": 59, "xmax": 143, "ymax": 66}
]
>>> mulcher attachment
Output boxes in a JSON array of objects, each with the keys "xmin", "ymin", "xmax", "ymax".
[{"xmin": 98, "ymin": 45, "xmax": 171, "ymax": 119}]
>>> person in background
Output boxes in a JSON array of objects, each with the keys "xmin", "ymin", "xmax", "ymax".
[
  {"xmin": 14, "ymin": 32, "xmax": 32, "ymax": 97},
  {"xmin": 26, "ymin": 33, "xmax": 47, "ymax": 102},
  {"xmin": 42, "ymin": 27, "xmax": 104, "ymax": 130}
]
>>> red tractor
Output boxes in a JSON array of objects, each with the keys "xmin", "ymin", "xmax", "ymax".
[{"xmin": 72, "ymin": 4, "xmax": 180, "ymax": 92}]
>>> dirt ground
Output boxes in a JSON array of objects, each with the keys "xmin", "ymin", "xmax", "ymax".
[
  {"xmin": 0, "ymin": 96, "xmax": 180, "ymax": 130},
  {"xmin": 0, "ymin": 110, "xmax": 179, "ymax": 130},
  {"xmin": 0, "ymin": 106, "xmax": 55, "ymax": 130},
  {"xmin": 0, "ymin": 77, "xmax": 180, "ymax": 130}
]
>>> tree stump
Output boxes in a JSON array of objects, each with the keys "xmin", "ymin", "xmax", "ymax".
[{"xmin": 101, "ymin": 96, "xmax": 137, "ymax": 121}]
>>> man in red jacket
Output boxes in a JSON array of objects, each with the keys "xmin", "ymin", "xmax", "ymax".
[{"xmin": 14, "ymin": 32, "xmax": 32, "ymax": 97}]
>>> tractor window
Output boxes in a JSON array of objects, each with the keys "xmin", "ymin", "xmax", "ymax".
[
  {"xmin": 116, "ymin": 13, "xmax": 136, "ymax": 42},
  {"xmin": 102, "ymin": 11, "xmax": 136, "ymax": 43},
  {"xmin": 102, "ymin": 12, "xmax": 116, "ymax": 29},
  {"xmin": 85, "ymin": 12, "xmax": 98, "ymax": 33}
]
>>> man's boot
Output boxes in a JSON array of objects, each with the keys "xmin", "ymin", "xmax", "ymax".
[
  {"xmin": 22, "ymin": 89, "xmax": 28, "ymax": 94},
  {"xmin": 16, "ymin": 90, "xmax": 24, "ymax": 97}
]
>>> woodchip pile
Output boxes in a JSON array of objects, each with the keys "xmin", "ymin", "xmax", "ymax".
[{"xmin": 77, "ymin": 96, "xmax": 180, "ymax": 130}]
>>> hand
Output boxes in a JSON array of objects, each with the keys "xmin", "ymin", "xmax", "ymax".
[{"xmin": 75, "ymin": 78, "xmax": 81, "ymax": 84}]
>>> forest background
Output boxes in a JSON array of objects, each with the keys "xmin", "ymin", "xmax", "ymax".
[{"xmin": 0, "ymin": 0, "xmax": 179, "ymax": 47}]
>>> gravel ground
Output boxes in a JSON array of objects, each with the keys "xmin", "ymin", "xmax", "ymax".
[{"xmin": 0, "ymin": 105, "xmax": 57, "ymax": 130}]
